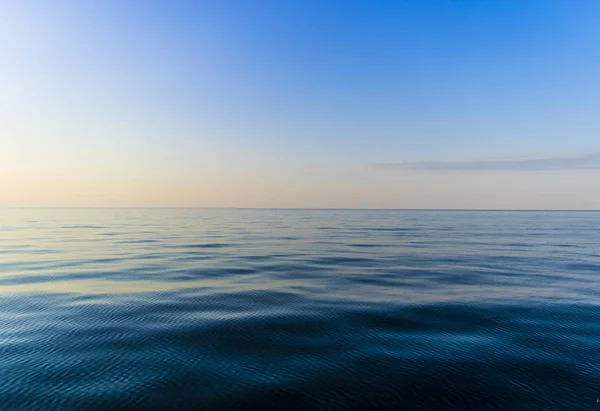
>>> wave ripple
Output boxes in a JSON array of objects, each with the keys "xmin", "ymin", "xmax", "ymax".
[{"xmin": 1, "ymin": 209, "xmax": 600, "ymax": 410}]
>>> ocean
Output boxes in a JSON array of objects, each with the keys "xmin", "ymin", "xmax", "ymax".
[{"xmin": 1, "ymin": 208, "xmax": 599, "ymax": 410}]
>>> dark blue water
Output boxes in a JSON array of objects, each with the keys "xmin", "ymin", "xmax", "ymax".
[{"xmin": 1, "ymin": 209, "xmax": 599, "ymax": 410}]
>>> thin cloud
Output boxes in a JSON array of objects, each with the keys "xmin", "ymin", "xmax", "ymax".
[{"xmin": 376, "ymin": 154, "xmax": 600, "ymax": 171}]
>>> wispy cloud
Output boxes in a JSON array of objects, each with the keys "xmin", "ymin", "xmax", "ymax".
[{"xmin": 376, "ymin": 154, "xmax": 600, "ymax": 171}]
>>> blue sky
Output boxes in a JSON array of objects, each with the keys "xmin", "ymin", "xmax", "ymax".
[{"xmin": 2, "ymin": 0, "xmax": 600, "ymax": 208}]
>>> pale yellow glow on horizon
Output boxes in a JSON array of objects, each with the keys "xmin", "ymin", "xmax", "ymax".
[{"xmin": 2, "ymin": 166, "xmax": 600, "ymax": 209}]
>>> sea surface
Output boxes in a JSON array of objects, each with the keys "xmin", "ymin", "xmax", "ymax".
[{"xmin": 1, "ymin": 208, "xmax": 599, "ymax": 410}]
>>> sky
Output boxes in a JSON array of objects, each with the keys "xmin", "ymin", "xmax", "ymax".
[{"xmin": 1, "ymin": 0, "xmax": 600, "ymax": 209}]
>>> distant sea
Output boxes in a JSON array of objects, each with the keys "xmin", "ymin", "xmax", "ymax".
[{"xmin": 1, "ymin": 208, "xmax": 599, "ymax": 410}]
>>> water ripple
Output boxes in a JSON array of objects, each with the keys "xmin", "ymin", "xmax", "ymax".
[{"xmin": 1, "ymin": 209, "xmax": 599, "ymax": 410}]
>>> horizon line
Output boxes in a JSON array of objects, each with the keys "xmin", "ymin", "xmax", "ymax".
[{"xmin": 1, "ymin": 206, "xmax": 599, "ymax": 212}]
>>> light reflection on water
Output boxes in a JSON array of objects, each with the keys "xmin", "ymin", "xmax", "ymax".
[{"xmin": 1, "ymin": 208, "xmax": 600, "ymax": 409}]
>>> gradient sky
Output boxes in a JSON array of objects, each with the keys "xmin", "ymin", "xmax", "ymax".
[{"xmin": 2, "ymin": 0, "xmax": 600, "ymax": 209}]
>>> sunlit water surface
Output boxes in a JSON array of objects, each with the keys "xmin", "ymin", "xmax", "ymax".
[{"xmin": 1, "ymin": 209, "xmax": 599, "ymax": 410}]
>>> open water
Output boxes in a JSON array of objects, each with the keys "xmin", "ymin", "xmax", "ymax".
[{"xmin": 1, "ymin": 209, "xmax": 599, "ymax": 410}]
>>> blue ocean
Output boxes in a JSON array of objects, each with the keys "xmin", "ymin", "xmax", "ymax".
[{"xmin": 1, "ymin": 209, "xmax": 599, "ymax": 410}]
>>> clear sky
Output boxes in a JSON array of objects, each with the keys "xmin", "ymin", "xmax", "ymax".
[{"xmin": 2, "ymin": 0, "xmax": 600, "ymax": 209}]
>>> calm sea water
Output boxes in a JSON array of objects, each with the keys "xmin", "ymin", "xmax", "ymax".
[{"xmin": 1, "ymin": 208, "xmax": 599, "ymax": 410}]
